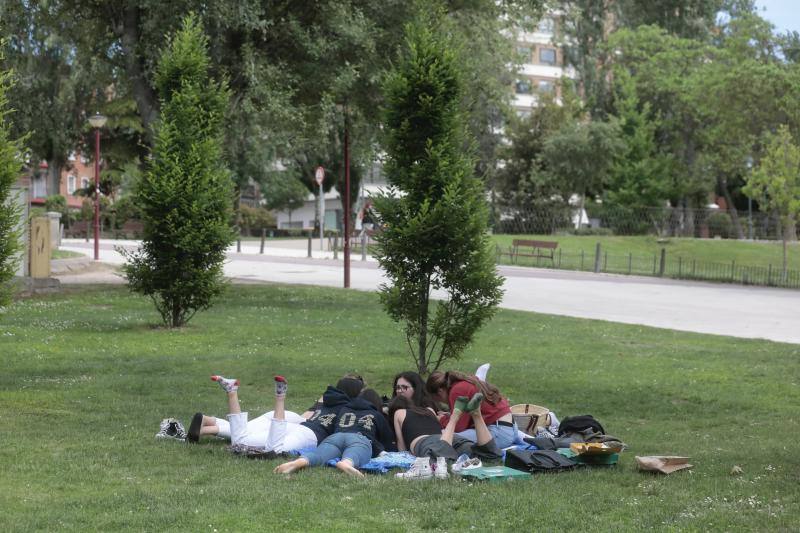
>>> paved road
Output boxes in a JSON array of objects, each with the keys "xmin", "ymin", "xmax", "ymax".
[{"xmin": 58, "ymin": 239, "xmax": 800, "ymax": 345}]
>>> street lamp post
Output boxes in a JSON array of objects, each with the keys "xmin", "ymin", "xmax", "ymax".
[
  {"xmin": 88, "ymin": 113, "xmax": 107, "ymax": 260},
  {"xmin": 343, "ymin": 103, "xmax": 351, "ymax": 289}
]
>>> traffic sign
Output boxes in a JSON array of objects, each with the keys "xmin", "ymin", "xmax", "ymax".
[{"xmin": 315, "ymin": 166, "xmax": 325, "ymax": 185}]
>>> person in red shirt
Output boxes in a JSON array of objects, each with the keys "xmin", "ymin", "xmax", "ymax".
[{"xmin": 426, "ymin": 370, "xmax": 517, "ymax": 449}]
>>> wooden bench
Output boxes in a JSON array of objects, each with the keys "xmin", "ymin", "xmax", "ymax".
[{"xmin": 498, "ymin": 239, "xmax": 558, "ymax": 265}]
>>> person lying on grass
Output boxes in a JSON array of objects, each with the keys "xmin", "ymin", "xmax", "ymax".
[
  {"xmin": 390, "ymin": 392, "xmax": 502, "ymax": 479},
  {"xmin": 274, "ymin": 388, "xmax": 395, "ymax": 478},
  {"xmin": 391, "ymin": 371, "xmax": 438, "ymax": 412},
  {"xmin": 191, "ymin": 374, "xmax": 363, "ymax": 455},
  {"xmin": 426, "ymin": 370, "xmax": 517, "ymax": 449},
  {"xmin": 186, "ymin": 375, "xmax": 363, "ymax": 444}
]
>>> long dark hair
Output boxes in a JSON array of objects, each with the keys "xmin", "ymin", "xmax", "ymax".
[
  {"xmin": 336, "ymin": 377, "xmax": 365, "ymax": 399},
  {"xmin": 388, "ymin": 395, "xmax": 438, "ymax": 424},
  {"xmin": 425, "ymin": 370, "xmax": 503, "ymax": 405},
  {"xmin": 392, "ymin": 371, "xmax": 437, "ymax": 411},
  {"xmin": 359, "ymin": 388, "xmax": 383, "ymax": 412}
]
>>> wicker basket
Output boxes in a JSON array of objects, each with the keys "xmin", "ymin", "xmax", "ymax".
[{"xmin": 510, "ymin": 404, "xmax": 550, "ymax": 434}]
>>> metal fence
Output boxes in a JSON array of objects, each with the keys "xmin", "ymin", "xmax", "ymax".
[
  {"xmin": 492, "ymin": 204, "xmax": 795, "ymax": 241},
  {"xmin": 496, "ymin": 245, "xmax": 800, "ymax": 289}
]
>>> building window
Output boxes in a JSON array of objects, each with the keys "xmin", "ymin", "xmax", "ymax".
[
  {"xmin": 539, "ymin": 48, "xmax": 556, "ymax": 66},
  {"xmin": 516, "ymin": 46, "xmax": 531, "ymax": 61},
  {"xmin": 81, "ymin": 177, "xmax": 90, "ymax": 191},
  {"xmin": 68, "ymin": 175, "xmax": 76, "ymax": 194},
  {"xmin": 537, "ymin": 17, "xmax": 554, "ymax": 33},
  {"xmin": 538, "ymin": 80, "xmax": 554, "ymax": 93},
  {"xmin": 33, "ymin": 176, "xmax": 46, "ymax": 198},
  {"xmin": 515, "ymin": 79, "xmax": 532, "ymax": 95}
]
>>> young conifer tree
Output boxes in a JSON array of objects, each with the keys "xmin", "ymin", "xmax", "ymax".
[
  {"xmin": 122, "ymin": 15, "xmax": 235, "ymax": 327},
  {"xmin": 0, "ymin": 53, "xmax": 24, "ymax": 308},
  {"xmin": 374, "ymin": 14, "xmax": 504, "ymax": 375}
]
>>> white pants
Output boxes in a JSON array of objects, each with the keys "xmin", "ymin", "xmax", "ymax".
[
  {"xmin": 225, "ymin": 410, "xmax": 316, "ymax": 453},
  {"xmin": 214, "ymin": 410, "xmax": 305, "ymax": 438}
]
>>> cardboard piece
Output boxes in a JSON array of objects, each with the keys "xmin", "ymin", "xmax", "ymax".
[{"xmin": 636, "ymin": 455, "xmax": 692, "ymax": 474}]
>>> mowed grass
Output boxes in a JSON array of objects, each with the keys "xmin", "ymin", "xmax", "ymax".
[
  {"xmin": 491, "ymin": 234, "xmax": 800, "ymax": 270},
  {"xmin": 1, "ymin": 284, "xmax": 798, "ymax": 531}
]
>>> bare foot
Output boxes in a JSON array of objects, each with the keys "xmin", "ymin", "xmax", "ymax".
[
  {"xmin": 273, "ymin": 458, "xmax": 308, "ymax": 474},
  {"xmin": 335, "ymin": 460, "xmax": 365, "ymax": 478}
]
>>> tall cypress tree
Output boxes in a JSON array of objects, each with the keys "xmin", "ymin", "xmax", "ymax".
[
  {"xmin": 122, "ymin": 15, "xmax": 234, "ymax": 327},
  {"xmin": 374, "ymin": 14, "xmax": 504, "ymax": 375},
  {"xmin": 0, "ymin": 52, "xmax": 24, "ymax": 308}
]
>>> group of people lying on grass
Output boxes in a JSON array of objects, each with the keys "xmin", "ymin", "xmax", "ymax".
[{"xmin": 184, "ymin": 366, "xmax": 519, "ymax": 478}]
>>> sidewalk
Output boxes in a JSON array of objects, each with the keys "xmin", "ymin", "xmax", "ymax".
[{"xmin": 56, "ymin": 239, "xmax": 800, "ymax": 345}]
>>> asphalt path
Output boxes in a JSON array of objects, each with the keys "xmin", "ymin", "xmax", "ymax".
[{"xmin": 58, "ymin": 239, "xmax": 800, "ymax": 345}]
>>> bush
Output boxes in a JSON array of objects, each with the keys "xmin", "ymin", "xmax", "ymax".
[
  {"xmin": 0, "ymin": 56, "xmax": 24, "ymax": 306},
  {"xmin": 112, "ymin": 196, "xmax": 142, "ymax": 226},
  {"xmin": 373, "ymin": 14, "xmax": 503, "ymax": 374},
  {"xmin": 238, "ymin": 205, "xmax": 276, "ymax": 236},
  {"xmin": 572, "ymin": 226, "xmax": 614, "ymax": 236},
  {"xmin": 120, "ymin": 16, "xmax": 235, "ymax": 327},
  {"xmin": 707, "ymin": 211, "xmax": 733, "ymax": 239}
]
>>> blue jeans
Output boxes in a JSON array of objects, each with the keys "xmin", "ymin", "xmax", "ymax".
[
  {"xmin": 456, "ymin": 422, "xmax": 518, "ymax": 449},
  {"xmin": 302, "ymin": 432, "xmax": 373, "ymax": 468}
]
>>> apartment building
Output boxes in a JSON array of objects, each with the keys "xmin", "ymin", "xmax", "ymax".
[{"xmin": 511, "ymin": 13, "xmax": 573, "ymax": 115}]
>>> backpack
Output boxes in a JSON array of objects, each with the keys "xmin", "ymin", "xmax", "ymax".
[
  {"xmin": 557, "ymin": 415, "xmax": 605, "ymax": 437},
  {"xmin": 505, "ymin": 449, "xmax": 579, "ymax": 474}
]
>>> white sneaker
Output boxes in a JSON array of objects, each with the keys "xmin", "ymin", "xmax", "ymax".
[
  {"xmin": 434, "ymin": 457, "xmax": 449, "ymax": 479},
  {"xmin": 452, "ymin": 456, "xmax": 482, "ymax": 473},
  {"xmin": 396, "ymin": 457, "xmax": 433, "ymax": 480}
]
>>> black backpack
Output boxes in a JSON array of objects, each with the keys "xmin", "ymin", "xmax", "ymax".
[
  {"xmin": 557, "ymin": 415, "xmax": 605, "ymax": 437},
  {"xmin": 505, "ymin": 449, "xmax": 579, "ymax": 474}
]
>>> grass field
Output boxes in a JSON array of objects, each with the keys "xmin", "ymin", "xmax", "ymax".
[
  {"xmin": 51, "ymin": 249, "xmax": 85, "ymax": 259},
  {"xmin": 1, "ymin": 284, "xmax": 798, "ymax": 531},
  {"xmin": 490, "ymin": 234, "xmax": 800, "ymax": 288},
  {"xmin": 491, "ymin": 234, "xmax": 800, "ymax": 269}
]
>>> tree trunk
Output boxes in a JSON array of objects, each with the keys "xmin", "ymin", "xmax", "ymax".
[
  {"xmin": 719, "ymin": 176, "xmax": 744, "ymax": 239},
  {"xmin": 118, "ymin": 5, "xmax": 158, "ymax": 146},
  {"xmin": 418, "ymin": 286, "xmax": 429, "ymax": 375},
  {"xmin": 782, "ymin": 235, "xmax": 788, "ymax": 283},
  {"xmin": 45, "ymin": 159, "xmax": 65, "ymax": 198}
]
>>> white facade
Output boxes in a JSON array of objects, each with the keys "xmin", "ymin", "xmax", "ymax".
[{"xmin": 511, "ymin": 14, "xmax": 574, "ymax": 114}]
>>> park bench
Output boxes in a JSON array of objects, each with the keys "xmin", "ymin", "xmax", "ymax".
[{"xmin": 498, "ymin": 239, "xmax": 559, "ymax": 265}]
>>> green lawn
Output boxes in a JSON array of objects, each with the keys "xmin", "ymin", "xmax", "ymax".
[
  {"xmin": 51, "ymin": 249, "xmax": 85, "ymax": 259},
  {"xmin": 491, "ymin": 234, "xmax": 800, "ymax": 269},
  {"xmin": 1, "ymin": 285, "xmax": 798, "ymax": 531},
  {"xmin": 491, "ymin": 234, "xmax": 800, "ymax": 287}
]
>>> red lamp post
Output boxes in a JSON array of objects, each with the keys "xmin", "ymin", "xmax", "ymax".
[
  {"xmin": 343, "ymin": 103, "xmax": 351, "ymax": 289},
  {"xmin": 88, "ymin": 113, "xmax": 107, "ymax": 260}
]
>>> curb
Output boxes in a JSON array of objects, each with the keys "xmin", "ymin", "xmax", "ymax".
[{"xmin": 51, "ymin": 256, "xmax": 93, "ymax": 275}]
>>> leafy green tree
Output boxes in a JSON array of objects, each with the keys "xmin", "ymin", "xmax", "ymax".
[
  {"xmin": 616, "ymin": 0, "xmax": 723, "ymax": 39},
  {"xmin": 121, "ymin": 16, "xmax": 235, "ymax": 327},
  {"xmin": 607, "ymin": 25, "xmax": 713, "ymax": 207},
  {"xmin": 605, "ymin": 72, "xmax": 672, "ymax": 209},
  {"xmin": 743, "ymin": 126, "xmax": 800, "ymax": 281},
  {"xmin": 495, "ymin": 91, "xmax": 581, "ymax": 232},
  {"xmin": 0, "ymin": 1, "xmax": 98, "ymax": 196},
  {"xmin": 262, "ymin": 170, "xmax": 309, "ymax": 226},
  {"xmin": 374, "ymin": 14, "xmax": 504, "ymax": 375},
  {"xmin": 543, "ymin": 118, "xmax": 625, "ymax": 227},
  {"xmin": 0, "ymin": 54, "xmax": 24, "ymax": 307}
]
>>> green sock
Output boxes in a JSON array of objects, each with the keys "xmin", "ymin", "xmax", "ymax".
[
  {"xmin": 465, "ymin": 392, "xmax": 484, "ymax": 412},
  {"xmin": 453, "ymin": 396, "xmax": 469, "ymax": 412}
]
